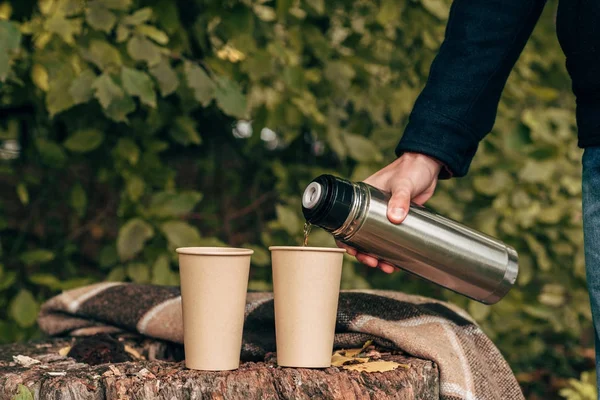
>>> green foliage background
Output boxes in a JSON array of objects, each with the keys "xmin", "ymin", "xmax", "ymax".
[{"xmin": 0, "ymin": 0, "xmax": 593, "ymax": 397}]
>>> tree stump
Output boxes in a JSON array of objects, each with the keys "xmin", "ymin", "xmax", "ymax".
[{"xmin": 0, "ymin": 335, "xmax": 439, "ymax": 399}]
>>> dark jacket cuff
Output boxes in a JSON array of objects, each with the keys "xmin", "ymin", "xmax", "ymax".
[{"xmin": 395, "ymin": 111, "xmax": 480, "ymax": 179}]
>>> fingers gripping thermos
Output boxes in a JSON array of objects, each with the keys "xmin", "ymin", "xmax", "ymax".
[{"xmin": 301, "ymin": 174, "xmax": 519, "ymax": 305}]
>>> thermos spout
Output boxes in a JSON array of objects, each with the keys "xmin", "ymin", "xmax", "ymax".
[{"xmin": 302, "ymin": 182, "xmax": 323, "ymax": 209}]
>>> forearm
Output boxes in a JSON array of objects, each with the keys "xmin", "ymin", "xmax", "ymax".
[{"xmin": 397, "ymin": 0, "xmax": 547, "ymax": 177}]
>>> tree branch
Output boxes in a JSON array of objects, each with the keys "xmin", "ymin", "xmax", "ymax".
[{"xmin": 225, "ymin": 191, "xmax": 277, "ymax": 221}]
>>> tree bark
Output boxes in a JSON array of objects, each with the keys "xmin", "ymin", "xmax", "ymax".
[{"xmin": 0, "ymin": 336, "xmax": 439, "ymax": 400}]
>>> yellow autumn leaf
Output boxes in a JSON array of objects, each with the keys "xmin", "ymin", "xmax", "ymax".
[
  {"xmin": 342, "ymin": 360, "xmax": 409, "ymax": 373},
  {"xmin": 0, "ymin": 2, "xmax": 12, "ymax": 19},
  {"xmin": 331, "ymin": 351, "xmax": 369, "ymax": 367},
  {"xmin": 31, "ymin": 64, "xmax": 49, "ymax": 91},
  {"xmin": 343, "ymin": 348, "xmax": 364, "ymax": 357},
  {"xmin": 58, "ymin": 346, "xmax": 71, "ymax": 356},
  {"xmin": 216, "ymin": 45, "xmax": 246, "ymax": 63},
  {"xmin": 39, "ymin": 0, "xmax": 55, "ymax": 15},
  {"xmin": 35, "ymin": 32, "xmax": 53, "ymax": 49},
  {"xmin": 124, "ymin": 344, "xmax": 145, "ymax": 360}
]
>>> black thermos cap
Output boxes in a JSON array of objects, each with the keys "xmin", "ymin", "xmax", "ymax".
[{"xmin": 301, "ymin": 174, "xmax": 354, "ymax": 232}]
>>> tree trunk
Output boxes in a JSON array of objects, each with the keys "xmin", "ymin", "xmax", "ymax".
[{"xmin": 0, "ymin": 335, "xmax": 439, "ymax": 399}]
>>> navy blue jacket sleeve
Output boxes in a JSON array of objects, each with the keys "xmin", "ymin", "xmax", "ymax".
[{"xmin": 396, "ymin": 0, "xmax": 547, "ymax": 178}]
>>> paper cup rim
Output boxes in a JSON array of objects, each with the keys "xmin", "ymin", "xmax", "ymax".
[
  {"xmin": 268, "ymin": 246, "xmax": 346, "ymax": 253},
  {"xmin": 176, "ymin": 247, "xmax": 254, "ymax": 256}
]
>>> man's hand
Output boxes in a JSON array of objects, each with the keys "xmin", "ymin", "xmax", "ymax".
[{"xmin": 336, "ymin": 152, "xmax": 443, "ymax": 274}]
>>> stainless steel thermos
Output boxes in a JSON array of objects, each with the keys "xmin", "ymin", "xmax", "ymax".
[{"xmin": 301, "ymin": 174, "xmax": 518, "ymax": 305}]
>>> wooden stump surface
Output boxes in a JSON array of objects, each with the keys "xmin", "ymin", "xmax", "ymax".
[{"xmin": 0, "ymin": 335, "xmax": 439, "ymax": 400}]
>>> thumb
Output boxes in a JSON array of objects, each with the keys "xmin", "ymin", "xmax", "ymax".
[{"xmin": 387, "ymin": 182, "xmax": 412, "ymax": 224}]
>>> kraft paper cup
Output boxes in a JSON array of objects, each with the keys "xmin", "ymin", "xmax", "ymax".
[
  {"xmin": 176, "ymin": 247, "xmax": 253, "ymax": 371},
  {"xmin": 269, "ymin": 246, "xmax": 345, "ymax": 368}
]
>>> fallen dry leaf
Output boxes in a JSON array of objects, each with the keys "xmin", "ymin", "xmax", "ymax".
[
  {"xmin": 342, "ymin": 348, "xmax": 364, "ymax": 357},
  {"xmin": 124, "ymin": 345, "xmax": 145, "ymax": 360},
  {"xmin": 13, "ymin": 355, "xmax": 41, "ymax": 367},
  {"xmin": 342, "ymin": 360, "xmax": 409, "ymax": 373},
  {"xmin": 58, "ymin": 346, "xmax": 71, "ymax": 357},
  {"xmin": 331, "ymin": 351, "xmax": 369, "ymax": 367}
]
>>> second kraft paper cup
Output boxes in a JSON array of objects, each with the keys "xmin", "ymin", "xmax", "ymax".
[
  {"xmin": 177, "ymin": 247, "xmax": 253, "ymax": 371},
  {"xmin": 269, "ymin": 246, "xmax": 345, "ymax": 368}
]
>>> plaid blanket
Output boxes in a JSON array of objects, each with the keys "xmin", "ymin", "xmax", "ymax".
[{"xmin": 38, "ymin": 282, "xmax": 524, "ymax": 400}]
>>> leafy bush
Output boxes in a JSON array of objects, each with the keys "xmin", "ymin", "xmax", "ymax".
[
  {"xmin": 560, "ymin": 371, "xmax": 597, "ymax": 400},
  {"xmin": 0, "ymin": 0, "xmax": 592, "ymax": 396}
]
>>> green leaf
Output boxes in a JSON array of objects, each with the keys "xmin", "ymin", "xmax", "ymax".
[
  {"xmin": 16, "ymin": 183, "xmax": 29, "ymax": 205},
  {"xmin": 12, "ymin": 385, "xmax": 34, "ymax": 400},
  {"xmin": 473, "ymin": 171, "xmax": 512, "ymax": 196},
  {"xmin": 468, "ymin": 301, "xmax": 491, "ymax": 321},
  {"xmin": 47, "ymin": 84, "xmax": 75, "ymax": 118},
  {"xmin": 148, "ymin": 190, "xmax": 203, "ymax": 217},
  {"xmin": 55, "ymin": 0, "xmax": 85, "ymax": 16},
  {"xmin": 64, "ymin": 129, "xmax": 104, "ymax": 153},
  {"xmin": 149, "ymin": 58, "xmax": 179, "ymax": 96},
  {"xmin": 59, "ymin": 277, "xmax": 96, "ymax": 290},
  {"xmin": 160, "ymin": 221, "xmax": 201, "ymax": 247},
  {"xmin": 421, "ymin": 0, "xmax": 449, "ymax": 19},
  {"xmin": 184, "ymin": 61, "xmax": 215, "ymax": 107},
  {"xmin": 85, "ymin": 40, "xmax": 122, "ymax": 70},
  {"xmin": 253, "ymin": 4, "xmax": 277, "ymax": 21},
  {"xmin": 126, "ymin": 175, "xmax": 145, "ymax": 201},
  {"xmin": 44, "ymin": 60, "xmax": 77, "ymax": 117},
  {"xmin": 29, "ymin": 273, "xmax": 63, "ymax": 290},
  {"xmin": 518, "ymin": 160, "xmax": 555, "ymax": 183},
  {"xmin": 248, "ymin": 280, "xmax": 272, "ymax": 291},
  {"xmin": 117, "ymin": 218, "xmax": 154, "ymax": 261},
  {"xmin": 70, "ymin": 183, "xmax": 87, "ymax": 218},
  {"xmin": 116, "ymin": 23, "xmax": 131, "ymax": 42},
  {"xmin": 85, "ymin": 1, "xmax": 117, "ymax": 33},
  {"xmin": 98, "ymin": 0, "xmax": 132, "ymax": 10},
  {"xmin": 305, "ymin": 0, "xmax": 325, "ymax": 14},
  {"xmin": 31, "ymin": 63, "xmax": 49, "ymax": 91},
  {"xmin": 105, "ymin": 266, "xmax": 126, "ymax": 282},
  {"xmin": 351, "ymin": 164, "xmax": 377, "ymax": 182},
  {"xmin": 69, "ymin": 70, "xmax": 97, "ymax": 104},
  {"xmin": 376, "ymin": 0, "xmax": 400, "ymax": 26},
  {"xmin": 151, "ymin": 255, "xmax": 178, "ymax": 286},
  {"xmin": 214, "ymin": 76, "xmax": 247, "ymax": 119},
  {"xmin": 35, "ymin": 138, "xmax": 67, "ymax": 168},
  {"xmin": 104, "ymin": 95, "xmax": 136, "ymax": 122},
  {"xmin": 92, "ymin": 74, "xmax": 124, "ymax": 109},
  {"xmin": 121, "ymin": 66, "xmax": 157, "ymax": 108},
  {"xmin": 44, "ymin": 15, "xmax": 83, "ymax": 45},
  {"xmin": 344, "ymin": 134, "xmax": 383, "ymax": 163},
  {"xmin": 195, "ymin": 237, "xmax": 227, "ymax": 247},
  {"xmin": 92, "ymin": 74, "xmax": 135, "ymax": 121},
  {"xmin": 127, "ymin": 35, "xmax": 162, "ymax": 66},
  {"xmin": 276, "ymin": 204, "xmax": 301, "ymax": 235},
  {"xmin": 245, "ymin": 245, "xmax": 269, "ymax": 267},
  {"xmin": 0, "ymin": 271, "xmax": 17, "ymax": 291},
  {"xmin": 99, "ymin": 245, "xmax": 118, "ymax": 268},
  {"xmin": 20, "ymin": 249, "xmax": 55, "ymax": 266},
  {"xmin": 136, "ymin": 24, "xmax": 169, "ymax": 45},
  {"xmin": 169, "ymin": 116, "xmax": 201, "ymax": 146},
  {"xmin": 0, "ymin": 20, "xmax": 21, "ymax": 82},
  {"xmin": 122, "ymin": 7, "xmax": 153, "ymax": 25},
  {"xmin": 127, "ymin": 262, "xmax": 150, "ymax": 283},
  {"xmin": 9, "ymin": 290, "xmax": 39, "ymax": 328},
  {"xmin": 113, "ymin": 138, "xmax": 140, "ymax": 164},
  {"xmin": 327, "ymin": 129, "xmax": 347, "ymax": 159}
]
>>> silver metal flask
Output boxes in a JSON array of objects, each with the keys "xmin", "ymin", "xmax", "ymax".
[{"xmin": 301, "ymin": 174, "xmax": 518, "ymax": 305}]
